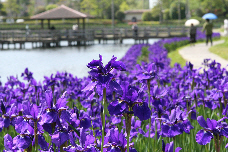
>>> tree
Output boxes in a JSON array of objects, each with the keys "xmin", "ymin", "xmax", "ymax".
[
  {"xmin": 119, "ymin": 1, "xmax": 129, "ymax": 12},
  {"xmin": 35, "ymin": 6, "xmax": 46, "ymax": 15},
  {"xmin": 45, "ymin": 4, "xmax": 58, "ymax": 11},
  {"xmin": 0, "ymin": 3, "xmax": 6, "ymax": 16},
  {"xmin": 80, "ymin": 0, "xmax": 98, "ymax": 15},
  {"xmin": 142, "ymin": 12, "xmax": 152, "ymax": 21},
  {"xmin": 115, "ymin": 10, "xmax": 125, "ymax": 22},
  {"xmin": 151, "ymin": 3, "xmax": 160, "ymax": 21},
  {"xmin": 104, "ymin": 3, "xmax": 119, "ymax": 19},
  {"xmin": 27, "ymin": 0, "xmax": 35, "ymax": 16},
  {"xmin": 5, "ymin": 0, "xmax": 21, "ymax": 17},
  {"xmin": 163, "ymin": 9, "xmax": 170, "ymax": 20},
  {"xmin": 169, "ymin": 1, "xmax": 186, "ymax": 19}
]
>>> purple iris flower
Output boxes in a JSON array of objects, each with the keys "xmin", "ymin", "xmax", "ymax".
[
  {"xmin": 83, "ymin": 55, "xmax": 126, "ymax": 96},
  {"xmin": 21, "ymin": 68, "xmax": 34, "ymax": 82},
  {"xmin": 160, "ymin": 107, "xmax": 193, "ymax": 138},
  {"xmin": 68, "ymin": 110, "xmax": 92, "ymax": 129},
  {"xmin": 103, "ymin": 128, "xmax": 136, "ymax": 152},
  {"xmin": 108, "ymin": 81, "xmax": 151, "ymax": 121},
  {"xmin": 196, "ymin": 116, "xmax": 228, "ymax": 145},
  {"xmin": 51, "ymin": 130, "xmax": 69, "ymax": 146},
  {"xmin": 4, "ymin": 134, "xmax": 15, "ymax": 151},
  {"xmin": 162, "ymin": 139, "xmax": 182, "ymax": 152},
  {"xmin": 136, "ymin": 62, "xmax": 158, "ymax": 81},
  {"xmin": 40, "ymin": 91, "xmax": 68, "ymax": 125},
  {"xmin": 64, "ymin": 128, "xmax": 97, "ymax": 151},
  {"xmin": 14, "ymin": 134, "xmax": 32, "ymax": 150}
]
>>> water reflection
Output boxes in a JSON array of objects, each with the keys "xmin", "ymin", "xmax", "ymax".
[{"xmin": 0, "ymin": 39, "xmax": 159, "ymax": 84}]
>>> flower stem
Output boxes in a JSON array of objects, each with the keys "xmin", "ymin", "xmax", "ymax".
[
  {"xmin": 34, "ymin": 120, "xmax": 38, "ymax": 151},
  {"xmin": 101, "ymin": 88, "xmax": 106, "ymax": 152},
  {"xmin": 125, "ymin": 113, "xmax": 132, "ymax": 152},
  {"xmin": 154, "ymin": 119, "xmax": 157, "ymax": 151},
  {"xmin": 147, "ymin": 79, "xmax": 152, "ymax": 150},
  {"xmin": 219, "ymin": 98, "xmax": 223, "ymax": 118}
]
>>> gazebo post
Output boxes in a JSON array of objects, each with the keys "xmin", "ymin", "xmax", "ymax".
[
  {"xmin": 83, "ymin": 18, "xmax": 85, "ymax": 32},
  {"xmin": 48, "ymin": 19, "xmax": 50, "ymax": 29},
  {"xmin": 41, "ymin": 19, "xmax": 44, "ymax": 29},
  {"xmin": 77, "ymin": 18, "xmax": 79, "ymax": 29}
]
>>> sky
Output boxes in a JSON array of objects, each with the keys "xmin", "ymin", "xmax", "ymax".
[{"xmin": 149, "ymin": 0, "xmax": 158, "ymax": 9}]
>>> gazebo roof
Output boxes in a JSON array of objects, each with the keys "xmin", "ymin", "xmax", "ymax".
[{"xmin": 31, "ymin": 5, "xmax": 92, "ymax": 19}]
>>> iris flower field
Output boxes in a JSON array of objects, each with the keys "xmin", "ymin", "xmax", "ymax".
[{"xmin": 0, "ymin": 31, "xmax": 227, "ymax": 152}]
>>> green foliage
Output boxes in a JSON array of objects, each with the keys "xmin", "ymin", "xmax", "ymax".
[
  {"xmin": 137, "ymin": 47, "xmax": 150, "ymax": 64},
  {"xmin": 163, "ymin": 9, "xmax": 170, "ymax": 20},
  {"xmin": 209, "ymin": 37, "xmax": 228, "ymax": 60},
  {"xmin": 104, "ymin": 4, "xmax": 119, "ymax": 19},
  {"xmin": 168, "ymin": 45, "xmax": 187, "ymax": 67},
  {"xmin": 119, "ymin": 1, "xmax": 129, "ymax": 12},
  {"xmin": 194, "ymin": 8, "xmax": 204, "ymax": 17},
  {"xmin": 115, "ymin": 10, "xmax": 125, "ymax": 22},
  {"xmin": 4, "ymin": 0, "xmax": 21, "ymax": 17},
  {"xmin": 169, "ymin": 1, "xmax": 186, "ymax": 19},
  {"xmin": 35, "ymin": 6, "xmax": 46, "ymax": 15},
  {"xmin": 0, "ymin": 3, "xmax": 6, "ymax": 16},
  {"xmin": 2, "ymin": 0, "xmax": 228, "ymax": 20},
  {"xmin": 164, "ymin": 40, "xmax": 189, "ymax": 52},
  {"xmin": 45, "ymin": 4, "xmax": 58, "ymax": 11},
  {"xmin": 80, "ymin": 0, "xmax": 98, "ymax": 16},
  {"xmin": 151, "ymin": 4, "xmax": 160, "ymax": 21},
  {"xmin": 142, "ymin": 12, "xmax": 153, "ymax": 21}
]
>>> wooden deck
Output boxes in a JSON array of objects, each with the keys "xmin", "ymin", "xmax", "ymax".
[{"xmin": 0, "ymin": 27, "xmax": 188, "ymax": 49}]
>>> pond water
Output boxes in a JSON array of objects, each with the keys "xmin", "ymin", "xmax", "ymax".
[{"xmin": 0, "ymin": 39, "xmax": 159, "ymax": 84}]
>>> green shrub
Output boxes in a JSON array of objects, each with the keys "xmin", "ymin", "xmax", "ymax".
[
  {"xmin": 137, "ymin": 47, "xmax": 150, "ymax": 64},
  {"xmin": 142, "ymin": 12, "xmax": 153, "ymax": 21},
  {"xmin": 115, "ymin": 11, "xmax": 125, "ymax": 22},
  {"xmin": 164, "ymin": 40, "xmax": 189, "ymax": 52}
]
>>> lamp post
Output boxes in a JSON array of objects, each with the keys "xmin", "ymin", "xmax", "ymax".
[
  {"xmin": 186, "ymin": 0, "xmax": 191, "ymax": 19},
  {"xmin": 178, "ymin": 0, "xmax": 181, "ymax": 21},
  {"xmin": 159, "ymin": 0, "xmax": 163, "ymax": 24},
  {"xmin": 111, "ymin": 0, "xmax": 114, "ymax": 29}
]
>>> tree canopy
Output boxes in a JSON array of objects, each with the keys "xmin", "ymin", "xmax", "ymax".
[{"xmin": 1, "ymin": 0, "xmax": 228, "ymax": 19}]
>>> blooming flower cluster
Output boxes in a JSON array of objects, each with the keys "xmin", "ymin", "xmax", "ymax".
[{"xmin": 0, "ymin": 30, "xmax": 225, "ymax": 152}]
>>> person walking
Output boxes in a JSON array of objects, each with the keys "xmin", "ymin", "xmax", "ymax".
[
  {"xmin": 189, "ymin": 23, "xmax": 197, "ymax": 46},
  {"xmin": 202, "ymin": 19, "xmax": 213, "ymax": 46},
  {"xmin": 132, "ymin": 23, "xmax": 138, "ymax": 37}
]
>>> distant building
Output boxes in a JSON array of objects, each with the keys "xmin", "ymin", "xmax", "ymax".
[{"xmin": 124, "ymin": 9, "xmax": 151, "ymax": 22}]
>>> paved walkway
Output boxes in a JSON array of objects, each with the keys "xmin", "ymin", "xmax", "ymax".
[{"xmin": 179, "ymin": 40, "xmax": 228, "ymax": 69}]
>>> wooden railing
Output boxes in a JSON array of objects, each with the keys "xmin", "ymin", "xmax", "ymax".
[{"xmin": 0, "ymin": 27, "xmax": 189, "ymax": 43}]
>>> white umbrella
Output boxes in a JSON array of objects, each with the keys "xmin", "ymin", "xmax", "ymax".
[{"xmin": 185, "ymin": 19, "xmax": 200, "ymax": 27}]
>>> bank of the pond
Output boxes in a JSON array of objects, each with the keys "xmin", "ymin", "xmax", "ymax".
[{"xmin": 209, "ymin": 37, "xmax": 228, "ymax": 60}]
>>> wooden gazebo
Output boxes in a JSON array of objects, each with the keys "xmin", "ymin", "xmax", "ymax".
[{"xmin": 30, "ymin": 5, "xmax": 92, "ymax": 30}]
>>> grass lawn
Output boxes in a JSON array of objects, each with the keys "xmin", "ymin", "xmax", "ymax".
[
  {"xmin": 168, "ymin": 45, "xmax": 187, "ymax": 68},
  {"xmin": 209, "ymin": 37, "xmax": 228, "ymax": 60}
]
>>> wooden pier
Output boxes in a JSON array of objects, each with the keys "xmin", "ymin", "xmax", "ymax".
[{"xmin": 0, "ymin": 27, "xmax": 188, "ymax": 50}]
